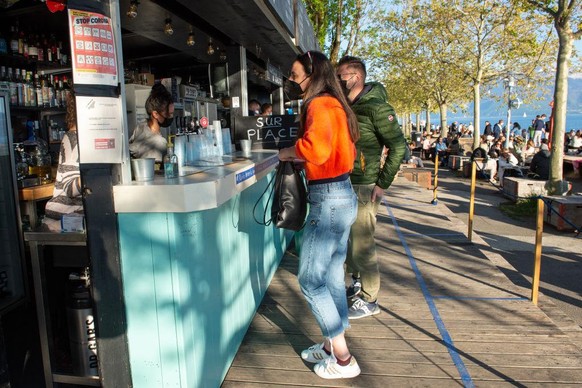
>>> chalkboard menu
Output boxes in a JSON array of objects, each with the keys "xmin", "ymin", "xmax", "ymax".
[{"xmin": 234, "ymin": 115, "xmax": 299, "ymax": 150}]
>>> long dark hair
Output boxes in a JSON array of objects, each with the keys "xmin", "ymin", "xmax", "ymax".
[{"xmin": 296, "ymin": 51, "xmax": 359, "ymax": 142}]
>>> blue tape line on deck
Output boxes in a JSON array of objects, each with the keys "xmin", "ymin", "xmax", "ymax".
[
  {"xmin": 386, "ymin": 203, "xmax": 475, "ymax": 388},
  {"xmin": 433, "ymin": 296, "xmax": 528, "ymax": 301}
]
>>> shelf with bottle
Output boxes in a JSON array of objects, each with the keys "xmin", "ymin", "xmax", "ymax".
[{"xmin": 0, "ymin": 65, "xmax": 71, "ymax": 111}]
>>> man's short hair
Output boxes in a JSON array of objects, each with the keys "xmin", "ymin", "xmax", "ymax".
[{"xmin": 337, "ymin": 56, "xmax": 367, "ymax": 78}]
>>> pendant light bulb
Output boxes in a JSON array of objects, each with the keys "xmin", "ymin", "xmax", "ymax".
[
  {"xmin": 207, "ymin": 38, "xmax": 215, "ymax": 55},
  {"xmin": 164, "ymin": 18, "xmax": 174, "ymax": 36},
  {"xmin": 127, "ymin": 0, "xmax": 139, "ymax": 19},
  {"xmin": 219, "ymin": 50, "xmax": 227, "ymax": 61},
  {"xmin": 186, "ymin": 28, "xmax": 195, "ymax": 46}
]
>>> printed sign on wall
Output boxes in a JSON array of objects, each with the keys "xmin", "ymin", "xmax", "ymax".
[
  {"xmin": 68, "ymin": 9, "xmax": 118, "ymax": 86},
  {"xmin": 76, "ymin": 96, "xmax": 123, "ymax": 163}
]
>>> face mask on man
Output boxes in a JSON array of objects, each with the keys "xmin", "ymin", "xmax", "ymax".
[{"xmin": 284, "ymin": 78, "xmax": 307, "ymax": 101}]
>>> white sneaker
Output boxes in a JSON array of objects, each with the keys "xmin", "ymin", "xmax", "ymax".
[
  {"xmin": 313, "ymin": 355, "xmax": 361, "ymax": 379},
  {"xmin": 301, "ymin": 342, "xmax": 330, "ymax": 363}
]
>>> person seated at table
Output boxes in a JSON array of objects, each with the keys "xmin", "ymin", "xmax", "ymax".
[
  {"xmin": 44, "ymin": 90, "xmax": 83, "ymax": 229},
  {"xmin": 404, "ymin": 142, "xmax": 424, "ymax": 167},
  {"xmin": 528, "ymin": 142, "xmax": 551, "ymax": 180},
  {"xmin": 496, "ymin": 147, "xmax": 520, "ymax": 186},
  {"xmin": 522, "ymin": 138, "xmax": 536, "ymax": 165},
  {"xmin": 432, "ymin": 137, "xmax": 447, "ymax": 164},
  {"xmin": 567, "ymin": 130, "xmax": 582, "ymax": 154}
]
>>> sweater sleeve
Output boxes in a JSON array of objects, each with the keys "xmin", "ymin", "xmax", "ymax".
[
  {"xmin": 295, "ymin": 99, "xmax": 334, "ymax": 166},
  {"xmin": 373, "ymin": 104, "xmax": 406, "ymax": 189}
]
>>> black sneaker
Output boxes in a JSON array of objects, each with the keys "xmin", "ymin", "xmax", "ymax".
[{"xmin": 346, "ymin": 276, "xmax": 361, "ymax": 299}]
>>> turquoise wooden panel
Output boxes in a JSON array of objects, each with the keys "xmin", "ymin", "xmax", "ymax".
[{"xmin": 118, "ymin": 173, "xmax": 292, "ymax": 387}]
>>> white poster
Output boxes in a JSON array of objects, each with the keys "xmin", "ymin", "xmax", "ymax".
[{"xmin": 76, "ymin": 96, "xmax": 123, "ymax": 163}]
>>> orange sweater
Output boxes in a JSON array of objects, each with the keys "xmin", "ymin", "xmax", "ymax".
[{"xmin": 295, "ymin": 96, "xmax": 356, "ymax": 181}]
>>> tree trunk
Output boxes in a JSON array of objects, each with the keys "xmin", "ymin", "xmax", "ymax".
[
  {"xmin": 472, "ymin": 82, "xmax": 481, "ymax": 149},
  {"xmin": 425, "ymin": 102, "xmax": 431, "ymax": 135},
  {"xmin": 439, "ymin": 102, "xmax": 448, "ymax": 138},
  {"xmin": 547, "ymin": 25, "xmax": 572, "ymax": 194},
  {"xmin": 329, "ymin": 0, "xmax": 343, "ymax": 63}
]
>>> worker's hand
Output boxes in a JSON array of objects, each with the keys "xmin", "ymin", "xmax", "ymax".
[{"xmin": 371, "ymin": 185, "xmax": 384, "ymax": 203}]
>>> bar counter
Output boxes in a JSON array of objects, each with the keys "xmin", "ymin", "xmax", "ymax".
[
  {"xmin": 113, "ymin": 150, "xmax": 293, "ymax": 387},
  {"xmin": 113, "ymin": 150, "xmax": 279, "ymax": 213}
]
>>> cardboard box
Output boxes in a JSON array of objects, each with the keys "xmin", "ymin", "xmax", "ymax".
[
  {"xmin": 400, "ymin": 168, "xmax": 432, "ymax": 189},
  {"xmin": 138, "ymin": 73, "xmax": 155, "ymax": 86},
  {"xmin": 543, "ymin": 195, "xmax": 582, "ymax": 231}
]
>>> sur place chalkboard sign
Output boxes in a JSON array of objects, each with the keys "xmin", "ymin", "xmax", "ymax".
[{"xmin": 233, "ymin": 115, "xmax": 299, "ymax": 150}]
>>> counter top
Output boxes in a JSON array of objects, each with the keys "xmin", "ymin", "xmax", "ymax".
[{"xmin": 113, "ymin": 150, "xmax": 279, "ymax": 213}]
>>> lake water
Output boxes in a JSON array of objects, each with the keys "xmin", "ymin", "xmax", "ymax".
[{"xmin": 430, "ymin": 113, "xmax": 582, "ymax": 133}]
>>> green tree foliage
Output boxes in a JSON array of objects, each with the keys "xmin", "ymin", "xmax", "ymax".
[
  {"xmin": 512, "ymin": 0, "xmax": 582, "ymax": 194},
  {"xmin": 303, "ymin": 0, "xmax": 369, "ymax": 62}
]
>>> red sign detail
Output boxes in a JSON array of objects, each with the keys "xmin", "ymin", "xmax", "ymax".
[
  {"xmin": 95, "ymin": 138, "xmax": 115, "ymax": 150},
  {"xmin": 199, "ymin": 116, "xmax": 209, "ymax": 128}
]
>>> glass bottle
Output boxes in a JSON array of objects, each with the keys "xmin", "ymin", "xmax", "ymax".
[
  {"xmin": 54, "ymin": 75, "xmax": 61, "ymax": 107},
  {"xmin": 34, "ymin": 72, "xmax": 43, "ymax": 108},
  {"xmin": 164, "ymin": 145, "xmax": 179, "ymax": 178},
  {"xmin": 40, "ymin": 71, "xmax": 49, "ymax": 108},
  {"xmin": 10, "ymin": 25, "xmax": 19, "ymax": 56},
  {"xmin": 0, "ymin": 30, "xmax": 8, "ymax": 55}
]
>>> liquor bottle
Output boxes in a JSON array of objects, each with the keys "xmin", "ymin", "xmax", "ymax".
[
  {"xmin": 40, "ymin": 71, "xmax": 48, "ymax": 107},
  {"xmin": 48, "ymin": 74, "xmax": 55, "ymax": 108},
  {"xmin": 28, "ymin": 33, "xmax": 38, "ymax": 61},
  {"xmin": 54, "ymin": 75, "xmax": 61, "ymax": 107},
  {"xmin": 56, "ymin": 40, "xmax": 62, "ymax": 63},
  {"xmin": 6, "ymin": 67, "xmax": 17, "ymax": 106},
  {"xmin": 50, "ymin": 35, "xmax": 58, "ymax": 63},
  {"xmin": 17, "ymin": 25, "xmax": 25, "ymax": 56},
  {"xmin": 21, "ymin": 30, "xmax": 28, "ymax": 59},
  {"xmin": 38, "ymin": 34, "xmax": 47, "ymax": 63},
  {"xmin": 0, "ymin": 31, "xmax": 8, "ymax": 55},
  {"xmin": 21, "ymin": 69, "xmax": 31, "ymax": 106},
  {"xmin": 9, "ymin": 25, "xmax": 19, "ymax": 56},
  {"xmin": 29, "ymin": 71, "xmax": 43, "ymax": 107},
  {"xmin": 61, "ymin": 75, "xmax": 70, "ymax": 105},
  {"xmin": 16, "ymin": 68, "xmax": 24, "ymax": 106}
]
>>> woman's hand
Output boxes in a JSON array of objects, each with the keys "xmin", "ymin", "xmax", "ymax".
[{"xmin": 278, "ymin": 146, "xmax": 297, "ymax": 161}]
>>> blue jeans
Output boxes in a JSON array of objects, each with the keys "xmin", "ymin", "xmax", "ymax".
[{"xmin": 298, "ymin": 179, "xmax": 357, "ymax": 339}]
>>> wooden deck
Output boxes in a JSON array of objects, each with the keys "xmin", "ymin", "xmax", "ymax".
[{"xmin": 223, "ymin": 178, "xmax": 582, "ymax": 387}]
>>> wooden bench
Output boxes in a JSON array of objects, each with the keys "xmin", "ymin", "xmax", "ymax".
[
  {"xmin": 448, "ymin": 155, "xmax": 471, "ymax": 171},
  {"xmin": 399, "ymin": 167, "xmax": 432, "ymax": 189},
  {"xmin": 563, "ymin": 155, "xmax": 582, "ymax": 179},
  {"xmin": 543, "ymin": 195, "xmax": 582, "ymax": 231}
]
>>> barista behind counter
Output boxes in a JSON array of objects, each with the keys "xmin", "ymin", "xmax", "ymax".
[{"xmin": 128, "ymin": 84, "xmax": 175, "ymax": 163}]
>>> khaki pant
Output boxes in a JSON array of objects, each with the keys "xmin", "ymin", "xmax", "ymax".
[{"xmin": 346, "ymin": 184, "xmax": 381, "ymax": 302}]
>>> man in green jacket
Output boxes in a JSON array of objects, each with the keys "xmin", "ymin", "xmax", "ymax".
[{"xmin": 337, "ymin": 56, "xmax": 406, "ymax": 319}]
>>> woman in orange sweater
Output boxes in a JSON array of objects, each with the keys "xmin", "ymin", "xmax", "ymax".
[{"xmin": 278, "ymin": 51, "xmax": 360, "ymax": 379}]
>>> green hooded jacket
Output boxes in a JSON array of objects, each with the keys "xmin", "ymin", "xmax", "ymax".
[{"xmin": 350, "ymin": 82, "xmax": 406, "ymax": 189}]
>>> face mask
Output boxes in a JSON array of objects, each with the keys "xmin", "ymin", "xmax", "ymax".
[
  {"xmin": 284, "ymin": 79, "xmax": 305, "ymax": 100},
  {"xmin": 339, "ymin": 79, "xmax": 350, "ymax": 96},
  {"xmin": 158, "ymin": 116, "xmax": 173, "ymax": 128}
]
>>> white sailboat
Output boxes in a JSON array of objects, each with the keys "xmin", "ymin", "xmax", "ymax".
[{"xmin": 523, "ymin": 112, "xmax": 527, "ymax": 117}]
